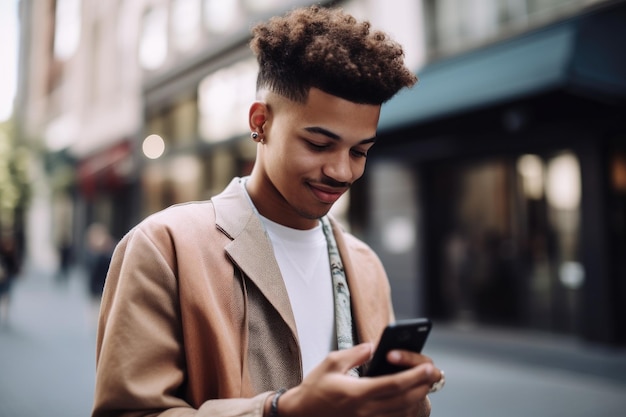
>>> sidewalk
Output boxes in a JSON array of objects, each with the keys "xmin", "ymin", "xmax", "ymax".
[
  {"xmin": 1, "ymin": 264, "xmax": 625, "ymax": 417},
  {"xmin": 427, "ymin": 321, "xmax": 626, "ymax": 385},
  {"xmin": 0, "ymin": 265, "xmax": 97, "ymax": 417},
  {"xmin": 425, "ymin": 322, "xmax": 626, "ymax": 417}
]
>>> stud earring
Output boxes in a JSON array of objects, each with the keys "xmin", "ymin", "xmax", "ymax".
[{"xmin": 251, "ymin": 132, "xmax": 259, "ymax": 140}]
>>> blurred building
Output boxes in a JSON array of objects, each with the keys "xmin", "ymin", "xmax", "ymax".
[{"xmin": 15, "ymin": 0, "xmax": 626, "ymax": 345}]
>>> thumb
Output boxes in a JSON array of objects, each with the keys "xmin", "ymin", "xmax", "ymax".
[{"xmin": 325, "ymin": 343, "xmax": 373, "ymax": 374}]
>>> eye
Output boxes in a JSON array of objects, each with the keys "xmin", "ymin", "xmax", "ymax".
[
  {"xmin": 351, "ymin": 149, "xmax": 368, "ymax": 158},
  {"xmin": 351, "ymin": 144, "xmax": 373, "ymax": 158},
  {"xmin": 306, "ymin": 141, "xmax": 329, "ymax": 151}
]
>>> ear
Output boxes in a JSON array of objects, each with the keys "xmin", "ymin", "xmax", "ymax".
[{"xmin": 248, "ymin": 101, "xmax": 268, "ymax": 134}]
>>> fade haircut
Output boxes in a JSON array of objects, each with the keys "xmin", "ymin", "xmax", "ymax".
[{"xmin": 250, "ymin": 5, "xmax": 417, "ymax": 105}]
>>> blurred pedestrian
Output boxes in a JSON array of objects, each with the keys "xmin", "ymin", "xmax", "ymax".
[
  {"xmin": 93, "ymin": 5, "xmax": 443, "ymax": 417},
  {"xmin": 55, "ymin": 238, "xmax": 73, "ymax": 285},
  {"xmin": 0, "ymin": 235, "xmax": 21, "ymax": 327},
  {"xmin": 85, "ymin": 223, "xmax": 114, "ymax": 322}
]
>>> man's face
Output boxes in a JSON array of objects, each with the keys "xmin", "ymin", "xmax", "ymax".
[{"xmin": 248, "ymin": 88, "xmax": 380, "ymax": 230}]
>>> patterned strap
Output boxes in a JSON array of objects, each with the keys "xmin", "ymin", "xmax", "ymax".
[{"xmin": 320, "ymin": 216, "xmax": 359, "ymax": 377}]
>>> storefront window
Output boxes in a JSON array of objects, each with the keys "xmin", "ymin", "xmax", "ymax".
[
  {"xmin": 428, "ymin": 151, "xmax": 583, "ymax": 333},
  {"xmin": 609, "ymin": 148, "xmax": 626, "ymax": 337},
  {"xmin": 517, "ymin": 154, "xmax": 544, "ymax": 200},
  {"xmin": 142, "ymin": 163, "xmax": 166, "ymax": 217},
  {"xmin": 611, "ymin": 151, "xmax": 626, "ymax": 193},
  {"xmin": 141, "ymin": 154, "xmax": 203, "ymax": 215},
  {"xmin": 543, "ymin": 152, "xmax": 583, "ymax": 329},
  {"xmin": 168, "ymin": 155, "xmax": 203, "ymax": 203},
  {"xmin": 146, "ymin": 112, "xmax": 168, "ymax": 142},
  {"xmin": 546, "ymin": 152, "xmax": 581, "ymax": 211},
  {"xmin": 171, "ymin": 97, "xmax": 198, "ymax": 145}
]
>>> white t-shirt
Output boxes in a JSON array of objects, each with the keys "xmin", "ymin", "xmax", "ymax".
[{"xmin": 260, "ymin": 215, "xmax": 336, "ymax": 377}]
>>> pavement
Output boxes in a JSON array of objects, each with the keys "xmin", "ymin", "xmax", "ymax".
[
  {"xmin": 0, "ymin": 265, "xmax": 97, "ymax": 417},
  {"xmin": 1, "ymin": 265, "xmax": 625, "ymax": 417},
  {"xmin": 426, "ymin": 324, "xmax": 626, "ymax": 417}
]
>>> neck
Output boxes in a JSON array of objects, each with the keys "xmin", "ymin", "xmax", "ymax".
[{"xmin": 244, "ymin": 174, "xmax": 320, "ymax": 230}]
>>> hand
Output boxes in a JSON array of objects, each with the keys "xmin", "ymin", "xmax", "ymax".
[{"xmin": 275, "ymin": 343, "xmax": 441, "ymax": 417}]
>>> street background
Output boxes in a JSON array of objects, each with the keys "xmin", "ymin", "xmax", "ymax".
[
  {"xmin": 2, "ymin": 1, "xmax": 626, "ymax": 416},
  {"xmin": 1, "ymin": 265, "xmax": 625, "ymax": 417}
]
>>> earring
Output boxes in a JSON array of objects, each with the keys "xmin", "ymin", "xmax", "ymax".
[{"xmin": 251, "ymin": 132, "xmax": 259, "ymax": 140}]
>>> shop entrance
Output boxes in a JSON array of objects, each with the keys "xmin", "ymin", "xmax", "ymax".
[{"xmin": 423, "ymin": 150, "xmax": 584, "ymax": 334}]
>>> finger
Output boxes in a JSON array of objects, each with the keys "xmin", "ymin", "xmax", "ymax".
[
  {"xmin": 370, "ymin": 397, "xmax": 428, "ymax": 417},
  {"xmin": 360, "ymin": 384, "xmax": 430, "ymax": 417},
  {"xmin": 386, "ymin": 350, "xmax": 433, "ymax": 368},
  {"xmin": 365, "ymin": 363, "xmax": 439, "ymax": 398},
  {"xmin": 322, "ymin": 342, "xmax": 373, "ymax": 374}
]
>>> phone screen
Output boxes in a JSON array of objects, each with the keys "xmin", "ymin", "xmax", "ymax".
[{"xmin": 365, "ymin": 318, "xmax": 432, "ymax": 377}]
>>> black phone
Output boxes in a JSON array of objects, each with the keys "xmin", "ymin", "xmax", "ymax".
[{"xmin": 365, "ymin": 318, "xmax": 432, "ymax": 377}]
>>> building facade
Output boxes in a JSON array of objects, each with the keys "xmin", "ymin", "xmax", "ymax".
[
  {"xmin": 372, "ymin": 0, "xmax": 626, "ymax": 344},
  {"xmin": 15, "ymin": 0, "xmax": 625, "ymax": 345}
]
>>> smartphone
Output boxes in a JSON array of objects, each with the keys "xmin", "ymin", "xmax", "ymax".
[{"xmin": 365, "ymin": 318, "xmax": 432, "ymax": 377}]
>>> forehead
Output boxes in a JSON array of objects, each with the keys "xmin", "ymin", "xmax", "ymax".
[{"xmin": 270, "ymin": 88, "xmax": 381, "ymax": 141}]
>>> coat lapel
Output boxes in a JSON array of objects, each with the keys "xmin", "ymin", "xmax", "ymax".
[
  {"xmin": 212, "ymin": 179, "xmax": 391, "ymax": 355},
  {"xmin": 212, "ymin": 178, "xmax": 299, "ymax": 342}
]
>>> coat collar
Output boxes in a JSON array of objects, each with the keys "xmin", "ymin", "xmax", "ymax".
[
  {"xmin": 212, "ymin": 178, "xmax": 299, "ymax": 342},
  {"xmin": 211, "ymin": 177, "xmax": 387, "ymax": 350}
]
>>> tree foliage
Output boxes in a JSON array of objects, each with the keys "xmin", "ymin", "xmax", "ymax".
[{"xmin": 0, "ymin": 119, "xmax": 31, "ymax": 228}]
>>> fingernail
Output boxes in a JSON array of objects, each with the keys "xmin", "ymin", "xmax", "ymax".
[{"xmin": 388, "ymin": 350, "xmax": 401, "ymax": 362}]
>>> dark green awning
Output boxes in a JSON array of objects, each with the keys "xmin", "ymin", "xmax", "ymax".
[{"xmin": 379, "ymin": 2, "xmax": 626, "ymax": 132}]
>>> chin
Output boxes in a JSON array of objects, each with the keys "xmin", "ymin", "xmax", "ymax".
[{"xmin": 296, "ymin": 206, "xmax": 330, "ymax": 222}]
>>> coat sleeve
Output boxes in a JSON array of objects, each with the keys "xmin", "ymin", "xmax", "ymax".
[{"xmin": 92, "ymin": 226, "xmax": 270, "ymax": 417}]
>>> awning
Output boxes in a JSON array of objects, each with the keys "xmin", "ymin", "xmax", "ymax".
[
  {"xmin": 78, "ymin": 141, "xmax": 133, "ymax": 197},
  {"xmin": 379, "ymin": 1, "xmax": 626, "ymax": 133}
]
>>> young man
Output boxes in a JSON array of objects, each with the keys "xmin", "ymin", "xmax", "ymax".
[{"xmin": 92, "ymin": 6, "xmax": 443, "ymax": 417}]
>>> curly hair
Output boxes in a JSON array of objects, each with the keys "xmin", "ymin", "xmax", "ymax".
[{"xmin": 250, "ymin": 5, "xmax": 417, "ymax": 105}]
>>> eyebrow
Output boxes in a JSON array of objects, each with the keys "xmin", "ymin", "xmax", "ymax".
[{"xmin": 304, "ymin": 126, "xmax": 377, "ymax": 144}]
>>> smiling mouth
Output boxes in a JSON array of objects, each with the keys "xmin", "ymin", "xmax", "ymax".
[{"xmin": 308, "ymin": 183, "xmax": 346, "ymax": 204}]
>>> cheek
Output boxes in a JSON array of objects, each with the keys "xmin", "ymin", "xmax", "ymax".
[
  {"xmin": 351, "ymin": 160, "xmax": 367, "ymax": 181},
  {"xmin": 292, "ymin": 152, "xmax": 319, "ymax": 170},
  {"xmin": 279, "ymin": 143, "xmax": 319, "ymax": 173},
  {"xmin": 354, "ymin": 160, "xmax": 367, "ymax": 177},
  {"xmin": 265, "ymin": 142, "xmax": 312, "ymax": 183}
]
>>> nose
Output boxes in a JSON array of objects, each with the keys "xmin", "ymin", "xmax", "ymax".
[{"xmin": 323, "ymin": 151, "xmax": 353, "ymax": 184}]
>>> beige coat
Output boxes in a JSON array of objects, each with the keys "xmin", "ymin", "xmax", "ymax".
[{"xmin": 92, "ymin": 178, "xmax": 394, "ymax": 417}]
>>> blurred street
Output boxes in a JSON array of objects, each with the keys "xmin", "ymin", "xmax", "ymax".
[
  {"xmin": 426, "ymin": 325, "xmax": 626, "ymax": 416},
  {"xmin": 0, "ymin": 265, "xmax": 96, "ymax": 417},
  {"xmin": 2, "ymin": 1, "xmax": 626, "ymax": 416},
  {"xmin": 1, "ymin": 266, "xmax": 625, "ymax": 417}
]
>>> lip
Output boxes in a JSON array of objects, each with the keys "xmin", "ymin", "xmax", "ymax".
[{"xmin": 308, "ymin": 183, "xmax": 346, "ymax": 204}]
